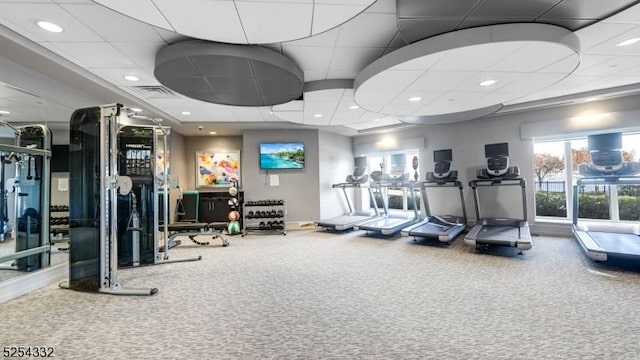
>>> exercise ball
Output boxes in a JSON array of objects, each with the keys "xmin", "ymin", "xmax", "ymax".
[
  {"xmin": 228, "ymin": 197, "xmax": 239, "ymax": 208},
  {"xmin": 227, "ymin": 220, "xmax": 240, "ymax": 235},
  {"xmin": 228, "ymin": 186, "xmax": 238, "ymax": 196},
  {"xmin": 228, "ymin": 210, "xmax": 240, "ymax": 221}
]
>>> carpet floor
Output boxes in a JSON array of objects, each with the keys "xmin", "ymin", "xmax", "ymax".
[{"xmin": 1, "ymin": 229, "xmax": 639, "ymax": 360}]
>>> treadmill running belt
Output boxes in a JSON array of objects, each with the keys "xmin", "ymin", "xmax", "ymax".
[{"xmin": 589, "ymin": 232, "xmax": 640, "ymax": 256}]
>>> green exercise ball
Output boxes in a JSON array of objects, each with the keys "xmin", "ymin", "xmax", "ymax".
[{"xmin": 227, "ymin": 221, "xmax": 241, "ymax": 235}]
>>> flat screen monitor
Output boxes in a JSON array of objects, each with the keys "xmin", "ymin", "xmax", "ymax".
[
  {"xmin": 260, "ymin": 142, "xmax": 305, "ymax": 170},
  {"xmin": 485, "ymin": 143, "xmax": 509, "ymax": 158},
  {"xmin": 354, "ymin": 156, "xmax": 367, "ymax": 169},
  {"xmin": 433, "ymin": 149, "xmax": 452, "ymax": 162},
  {"xmin": 588, "ymin": 132, "xmax": 622, "ymax": 151}
]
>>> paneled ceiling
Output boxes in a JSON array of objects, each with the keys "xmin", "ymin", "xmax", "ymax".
[{"xmin": 0, "ymin": 0, "xmax": 640, "ymax": 136}]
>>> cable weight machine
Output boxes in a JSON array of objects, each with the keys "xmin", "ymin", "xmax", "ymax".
[{"xmin": 60, "ymin": 104, "xmax": 199, "ymax": 296}]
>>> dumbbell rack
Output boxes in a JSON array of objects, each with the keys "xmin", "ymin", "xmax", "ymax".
[
  {"xmin": 50, "ymin": 205, "xmax": 70, "ymax": 249},
  {"xmin": 242, "ymin": 199, "xmax": 286, "ymax": 236}
]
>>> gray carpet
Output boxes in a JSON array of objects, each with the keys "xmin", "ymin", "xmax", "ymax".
[{"xmin": 1, "ymin": 230, "xmax": 640, "ymax": 360}]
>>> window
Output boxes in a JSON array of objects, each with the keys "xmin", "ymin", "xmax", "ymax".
[
  {"xmin": 533, "ymin": 132, "xmax": 640, "ymax": 222},
  {"xmin": 366, "ymin": 152, "xmax": 420, "ymax": 211},
  {"xmin": 533, "ymin": 141, "xmax": 567, "ymax": 218}
]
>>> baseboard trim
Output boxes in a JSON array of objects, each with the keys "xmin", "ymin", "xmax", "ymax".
[{"xmin": 0, "ymin": 262, "xmax": 68, "ymax": 304}]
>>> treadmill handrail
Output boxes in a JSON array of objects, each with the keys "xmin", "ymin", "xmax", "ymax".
[{"xmin": 576, "ymin": 177, "xmax": 640, "ymax": 186}]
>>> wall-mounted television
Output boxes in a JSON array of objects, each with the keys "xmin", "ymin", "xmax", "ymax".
[{"xmin": 260, "ymin": 142, "xmax": 305, "ymax": 170}]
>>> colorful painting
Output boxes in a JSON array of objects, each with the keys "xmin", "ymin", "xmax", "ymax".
[{"xmin": 196, "ymin": 150, "xmax": 240, "ymax": 187}]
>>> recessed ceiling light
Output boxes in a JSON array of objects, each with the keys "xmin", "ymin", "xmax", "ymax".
[
  {"xmin": 314, "ymin": 113, "xmax": 323, "ymax": 118},
  {"xmin": 209, "ymin": 131, "xmax": 217, "ymax": 135},
  {"xmin": 480, "ymin": 79, "xmax": 497, "ymax": 87},
  {"xmin": 0, "ymin": 110, "xmax": 9, "ymax": 115},
  {"xmin": 130, "ymin": 108, "xmax": 142, "ymax": 112},
  {"xmin": 181, "ymin": 111, "xmax": 191, "ymax": 115},
  {"xmin": 37, "ymin": 21, "xmax": 63, "ymax": 33},
  {"xmin": 616, "ymin": 37, "xmax": 640, "ymax": 47},
  {"xmin": 408, "ymin": 96, "xmax": 422, "ymax": 102},
  {"xmin": 124, "ymin": 75, "xmax": 139, "ymax": 82},
  {"xmin": 583, "ymin": 97, "xmax": 599, "ymax": 102},
  {"xmin": 349, "ymin": 105, "xmax": 359, "ymax": 110}
]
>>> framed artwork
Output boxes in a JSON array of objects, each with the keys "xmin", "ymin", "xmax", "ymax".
[{"xmin": 196, "ymin": 150, "xmax": 240, "ymax": 187}]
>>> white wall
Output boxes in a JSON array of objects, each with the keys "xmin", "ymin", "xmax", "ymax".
[
  {"xmin": 353, "ymin": 93, "xmax": 640, "ymax": 228},
  {"xmin": 318, "ymin": 130, "xmax": 354, "ymax": 219},
  {"xmin": 182, "ymin": 135, "xmax": 243, "ymax": 190},
  {"xmin": 242, "ymin": 129, "xmax": 320, "ymax": 222}
]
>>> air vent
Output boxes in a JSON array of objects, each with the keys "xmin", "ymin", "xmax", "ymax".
[{"xmin": 128, "ymin": 85, "xmax": 176, "ymax": 99}]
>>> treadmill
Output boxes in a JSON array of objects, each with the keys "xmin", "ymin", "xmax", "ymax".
[
  {"xmin": 316, "ymin": 157, "xmax": 380, "ymax": 231},
  {"xmin": 402, "ymin": 149, "xmax": 467, "ymax": 242},
  {"xmin": 464, "ymin": 142, "xmax": 532, "ymax": 251},
  {"xmin": 572, "ymin": 132, "xmax": 640, "ymax": 262},
  {"xmin": 354, "ymin": 154, "xmax": 420, "ymax": 235}
]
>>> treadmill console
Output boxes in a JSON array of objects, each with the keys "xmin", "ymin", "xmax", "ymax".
[
  {"xmin": 426, "ymin": 149, "xmax": 458, "ymax": 183},
  {"xmin": 586, "ymin": 133, "xmax": 623, "ymax": 174},
  {"xmin": 477, "ymin": 142, "xmax": 520, "ymax": 179},
  {"xmin": 346, "ymin": 156, "xmax": 369, "ymax": 184}
]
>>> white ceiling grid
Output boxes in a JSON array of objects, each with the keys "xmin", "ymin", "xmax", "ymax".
[{"xmin": 0, "ymin": 0, "xmax": 639, "ymax": 132}]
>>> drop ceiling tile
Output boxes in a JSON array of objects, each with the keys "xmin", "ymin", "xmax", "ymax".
[
  {"xmin": 111, "ymin": 42, "xmax": 165, "ymax": 69},
  {"xmin": 191, "ymin": 57, "xmax": 252, "ymax": 77},
  {"xmin": 397, "ymin": 19, "xmax": 460, "ymax": 44},
  {"xmin": 419, "ymin": 91, "xmax": 491, "ymax": 114},
  {"xmin": 397, "ymin": 0, "xmax": 480, "ymax": 18},
  {"xmin": 584, "ymin": 25, "xmax": 640, "ymax": 55},
  {"xmin": 539, "ymin": 55, "xmax": 582, "ymax": 73},
  {"xmin": 93, "ymin": 0, "xmax": 173, "ymax": 29},
  {"xmin": 360, "ymin": 70, "xmax": 423, "ymax": 95},
  {"xmin": 61, "ymin": 3, "xmax": 165, "ymax": 42},
  {"xmin": 90, "ymin": 67, "xmax": 160, "ymax": 86},
  {"xmin": 153, "ymin": 0, "xmax": 246, "ymax": 44},
  {"xmin": 576, "ymin": 21, "xmax": 636, "ymax": 50},
  {"xmin": 541, "ymin": 0, "xmax": 636, "ymax": 20},
  {"xmin": 236, "ymin": 2, "xmax": 312, "ymax": 43},
  {"xmin": 152, "ymin": 26, "xmax": 187, "ymax": 44},
  {"xmin": 282, "ymin": 45, "xmax": 334, "ymax": 71},
  {"xmin": 575, "ymin": 55, "xmax": 640, "ymax": 75},
  {"xmin": 303, "ymin": 70, "xmax": 329, "ymax": 81},
  {"xmin": 336, "ymin": 13, "xmax": 397, "ymax": 48},
  {"xmin": 407, "ymin": 71, "xmax": 472, "ymax": 92},
  {"xmin": 222, "ymin": 94, "xmax": 264, "ymax": 107},
  {"xmin": 225, "ymin": 106, "xmax": 265, "ymax": 122},
  {"xmin": 329, "ymin": 47, "xmax": 385, "ymax": 70},
  {"xmin": 50, "ymin": 41, "xmax": 133, "ymax": 68},
  {"xmin": 617, "ymin": 63, "xmax": 640, "ymax": 76},
  {"xmin": 285, "ymin": 29, "xmax": 339, "ymax": 49},
  {"xmin": 390, "ymin": 53, "xmax": 445, "ymax": 71},
  {"xmin": 354, "ymin": 90, "xmax": 399, "ymax": 112},
  {"xmin": 603, "ymin": 3, "xmax": 640, "ymax": 24},
  {"xmin": 497, "ymin": 72, "xmax": 569, "ymax": 93},
  {"xmin": 381, "ymin": 92, "xmax": 442, "ymax": 115},
  {"xmin": 327, "ymin": 69, "xmax": 360, "ymax": 79},
  {"xmin": 199, "ymin": 108, "xmax": 238, "ymax": 122},
  {"xmin": 273, "ymin": 110, "xmax": 304, "ymax": 124},
  {"xmin": 346, "ymin": 116, "xmax": 400, "ymax": 130},
  {"xmin": 431, "ymin": 42, "xmax": 527, "ymax": 72},
  {"xmin": 470, "ymin": 0, "xmax": 558, "ymax": 18},
  {"xmin": 453, "ymin": 72, "xmax": 528, "ymax": 92},
  {"xmin": 0, "ymin": 3, "xmax": 103, "ymax": 42},
  {"xmin": 312, "ymin": 4, "xmax": 365, "ymax": 35},
  {"xmin": 305, "ymin": 88, "xmax": 345, "ymax": 102},
  {"xmin": 207, "ymin": 77, "xmax": 258, "ymax": 95},
  {"xmin": 487, "ymin": 42, "xmax": 577, "ymax": 73}
]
